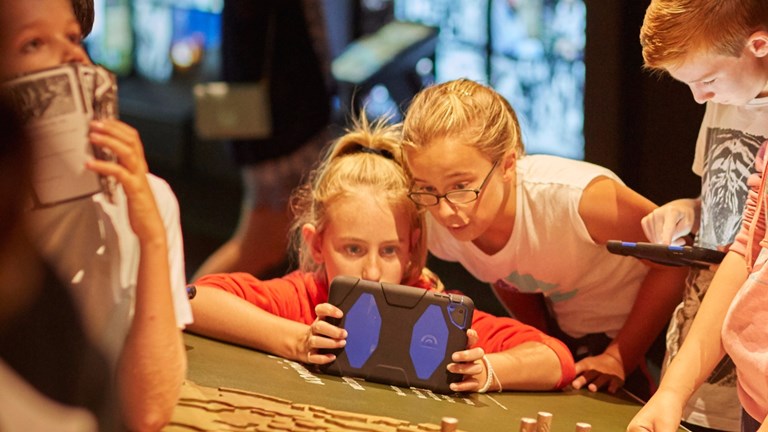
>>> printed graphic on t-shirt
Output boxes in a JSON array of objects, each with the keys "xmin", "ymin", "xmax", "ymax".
[
  {"xmin": 669, "ymin": 126, "xmax": 763, "ymax": 389},
  {"xmin": 495, "ymin": 273, "xmax": 575, "ymax": 302},
  {"xmin": 699, "ymin": 127, "xmax": 763, "ymax": 248}
]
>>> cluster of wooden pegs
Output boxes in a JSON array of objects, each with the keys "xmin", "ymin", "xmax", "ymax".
[
  {"xmin": 518, "ymin": 411, "xmax": 592, "ymax": 432},
  {"xmin": 440, "ymin": 411, "xmax": 592, "ymax": 432}
]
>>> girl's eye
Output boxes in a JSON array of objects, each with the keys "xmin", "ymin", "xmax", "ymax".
[
  {"xmin": 344, "ymin": 245, "xmax": 364, "ymax": 256},
  {"xmin": 453, "ymin": 182, "xmax": 470, "ymax": 190},
  {"xmin": 416, "ymin": 185, "xmax": 436, "ymax": 194},
  {"xmin": 702, "ymin": 79, "xmax": 715, "ymax": 86},
  {"xmin": 380, "ymin": 246, "xmax": 399, "ymax": 257}
]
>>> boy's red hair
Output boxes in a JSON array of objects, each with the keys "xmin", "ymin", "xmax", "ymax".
[{"xmin": 640, "ymin": 0, "xmax": 768, "ymax": 70}]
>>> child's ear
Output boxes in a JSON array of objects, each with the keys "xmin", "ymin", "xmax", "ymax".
[
  {"xmin": 301, "ymin": 223, "xmax": 324, "ymax": 264},
  {"xmin": 747, "ymin": 31, "xmax": 768, "ymax": 58},
  {"xmin": 501, "ymin": 152, "xmax": 517, "ymax": 181}
]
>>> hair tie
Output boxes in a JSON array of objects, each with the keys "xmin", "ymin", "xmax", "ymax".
[{"xmin": 352, "ymin": 144, "xmax": 394, "ymax": 160}]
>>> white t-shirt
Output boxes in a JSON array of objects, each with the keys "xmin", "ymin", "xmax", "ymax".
[
  {"xmin": 692, "ymin": 98, "xmax": 768, "ymax": 247},
  {"xmin": 668, "ymin": 97, "xmax": 768, "ymax": 431},
  {"xmin": 428, "ymin": 154, "xmax": 649, "ymax": 338},
  {"xmin": 28, "ymin": 174, "xmax": 193, "ymax": 365}
]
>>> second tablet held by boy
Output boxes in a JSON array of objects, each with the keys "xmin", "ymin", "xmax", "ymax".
[{"xmin": 607, "ymin": 241, "xmax": 725, "ymax": 268}]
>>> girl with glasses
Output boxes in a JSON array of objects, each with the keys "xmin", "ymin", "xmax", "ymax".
[
  {"xmin": 401, "ymin": 78, "xmax": 688, "ymax": 400},
  {"xmin": 188, "ymin": 114, "xmax": 576, "ymax": 393}
]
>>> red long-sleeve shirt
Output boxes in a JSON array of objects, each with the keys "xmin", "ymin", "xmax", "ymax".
[{"xmin": 195, "ymin": 271, "xmax": 575, "ymax": 388}]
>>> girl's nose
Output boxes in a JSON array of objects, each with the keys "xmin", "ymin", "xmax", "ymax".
[
  {"xmin": 361, "ymin": 257, "xmax": 382, "ymax": 282},
  {"xmin": 435, "ymin": 197, "xmax": 459, "ymax": 220}
]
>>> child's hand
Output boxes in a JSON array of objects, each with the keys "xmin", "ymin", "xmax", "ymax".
[
  {"xmin": 626, "ymin": 389, "xmax": 686, "ymax": 432},
  {"xmin": 86, "ymin": 119, "xmax": 163, "ymax": 241},
  {"xmin": 303, "ymin": 303, "xmax": 347, "ymax": 365},
  {"xmin": 447, "ymin": 329, "xmax": 489, "ymax": 393},
  {"xmin": 640, "ymin": 199, "xmax": 698, "ymax": 246},
  {"xmin": 569, "ymin": 352, "xmax": 625, "ymax": 394}
]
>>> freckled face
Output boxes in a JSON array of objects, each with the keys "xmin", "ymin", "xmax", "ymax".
[{"xmin": 0, "ymin": 0, "xmax": 89, "ymax": 81}]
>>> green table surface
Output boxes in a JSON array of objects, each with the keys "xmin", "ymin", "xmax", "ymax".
[{"xmin": 182, "ymin": 332, "xmax": 687, "ymax": 432}]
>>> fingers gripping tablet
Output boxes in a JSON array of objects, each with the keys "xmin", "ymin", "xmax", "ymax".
[
  {"xmin": 320, "ymin": 276, "xmax": 474, "ymax": 394},
  {"xmin": 606, "ymin": 240, "xmax": 726, "ymax": 269}
]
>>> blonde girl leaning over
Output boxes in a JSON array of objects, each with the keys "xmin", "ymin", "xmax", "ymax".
[
  {"xmin": 188, "ymin": 114, "xmax": 576, "ymax": 393},
  {"xmin": 401, "ymin": 78, "xmax": 688, "ymax": 400}
]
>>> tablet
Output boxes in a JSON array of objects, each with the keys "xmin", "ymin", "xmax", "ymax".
[
  {"xmin": 606, "ymin": 240, "xmax": 726, "ymax": 268},
  {"xmin": 319, "ymin": 276, "xmax": 474, "ymax": 394}
]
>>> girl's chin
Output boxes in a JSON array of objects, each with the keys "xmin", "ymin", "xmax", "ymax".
[{"xmin": 447, "ymin": 224, "xmax": 475, "ymax": 241}]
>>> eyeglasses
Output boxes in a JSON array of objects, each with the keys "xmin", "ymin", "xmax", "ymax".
[{"xmin": 408, "ymin": 160, "xmax": 499, "ymax": 206}]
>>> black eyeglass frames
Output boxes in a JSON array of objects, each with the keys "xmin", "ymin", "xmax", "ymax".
[{"xmin": 408, "ymin": 160, "xmax": 499, "ymax": 206}]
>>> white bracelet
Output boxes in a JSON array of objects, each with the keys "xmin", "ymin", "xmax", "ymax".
[
  {"xmin": 478, "ymin": 355, "xmax": 499, "ymax": 393},
  {"xmin": 492, "ymin": 363, "xmax": 502, "ymax": 391}
]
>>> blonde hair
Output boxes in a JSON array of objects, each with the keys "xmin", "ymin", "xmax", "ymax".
[
  {"xmin": 401, "ymin": 78, "xmax": 524, "ymax": 162},
  {"xmin": 640, "ymin": 0, "xmax": 768, "ymax": 70},
  {"xmin": 289, "ymin": 114, "xmax": 427, "ymax": 286}
]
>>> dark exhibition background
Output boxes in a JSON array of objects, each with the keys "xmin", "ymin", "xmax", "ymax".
[{"xmin": 104, "ymin": 0, "xmax": 703, "ymax": 300}]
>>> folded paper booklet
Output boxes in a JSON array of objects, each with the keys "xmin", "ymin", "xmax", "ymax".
[{"xmin": 1, "ymin": 63, "xmax": 118, "ymax": 207}]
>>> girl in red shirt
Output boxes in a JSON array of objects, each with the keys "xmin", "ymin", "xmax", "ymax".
[{"xmin": 188, "ymin": 115, "xmax": 575, "ymax": 392}]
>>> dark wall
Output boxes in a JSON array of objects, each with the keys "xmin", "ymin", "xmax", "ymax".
[{"xmin": 584, "ymin": 0, "xmax": 703, "ymax": 206}]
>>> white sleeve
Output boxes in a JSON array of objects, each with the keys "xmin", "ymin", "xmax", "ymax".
[
  {"xmin": 148, "ymin": 175, "xmax": 193, "ymax": 328},
  {"xmin": 691, "ymin": 102, "xmax": 714, "ymax": 177}
]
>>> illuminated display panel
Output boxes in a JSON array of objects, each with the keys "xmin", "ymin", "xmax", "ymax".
[
  {"xmin": 86, "ymin": 0, "xmax": 223, "ymax": 82},
  {"xmin": 395, "ymin": 0, "xmax": 586, "ymax": 159}
]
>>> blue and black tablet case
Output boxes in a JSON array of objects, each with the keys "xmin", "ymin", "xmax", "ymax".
[{"xmin": 320, "ymin": 276, "xmax": 474, "ymax": 394}]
